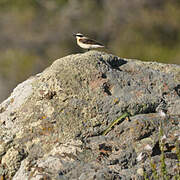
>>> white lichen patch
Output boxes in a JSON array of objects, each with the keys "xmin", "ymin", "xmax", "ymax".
[{"xmin": 2, "ymin": 147, "xmax": 24, "ymax": 177}]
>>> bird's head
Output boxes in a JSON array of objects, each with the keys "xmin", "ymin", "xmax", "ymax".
[{"xmin": 73, "ymin": 33, "xmax": 84, "ymax": 38}]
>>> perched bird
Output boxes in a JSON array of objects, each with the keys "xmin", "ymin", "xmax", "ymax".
[{"xmin": 73, "ymin": 33, "xmax": 105, "ymax": 51}]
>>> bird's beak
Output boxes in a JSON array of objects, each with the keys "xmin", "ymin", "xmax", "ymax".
[{"xmin": 72, "ymin": 33, "xmax": 76, "ymax": 37}]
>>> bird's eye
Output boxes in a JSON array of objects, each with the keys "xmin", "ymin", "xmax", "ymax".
[{"xmin": 77, "ymin": 34, "xmax": 83, "ymax": 37}]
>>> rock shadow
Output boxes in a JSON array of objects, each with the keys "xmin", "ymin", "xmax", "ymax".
[
  {"xmin": 107, "ymin": 56, "xmax": 127, "ymax": 71},
  {"xmin": 174, "ymin": 84, "xmax": 180, "ymax": 96},
  {"xmin": 99, "ymin": 56, "xmax": 127, "ymax": 71}
]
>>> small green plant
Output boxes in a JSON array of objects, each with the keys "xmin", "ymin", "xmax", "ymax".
[
  {"xmin": 102, "ymin": 112, "xmax": 129, "ymax": 135},
  {"xmin": 143, "ymin": 120, "xmax": 180, "ymax": 179},
  {"xmin": 150, "ymin": 159, "xmax": 159, "ymax": 179},
  {"xmin": 174, "ymin": 141, "xmax": 180, "ymax": 180},
  {"xmin": 143, "ymin": 170, "xmax": 148, "ymax": 180}
]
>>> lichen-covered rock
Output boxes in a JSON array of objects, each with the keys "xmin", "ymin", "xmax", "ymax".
[{"xmin": 0, "ymin": 51, "xmax": 179, "ymax": 179}]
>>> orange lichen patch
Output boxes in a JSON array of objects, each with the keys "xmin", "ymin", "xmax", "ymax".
[
  {"xmin": 151, "ymin": 162, "xmax": 157, "ymax": 169},
  {"xmin": 135, "ymin": 90, "xmax": 143, "ymax": 97},
  {"xmin": 40, "ymin": 116, "xmax": 47, "ymax": 120},
  {"xmin": 113, "ymin": 98, "xmax": 120, "ymax": 104},
  {"xmin": 99, "ymin": 149, "xmax": 110, "ymax": 156},
  {"xmin": 10, "ymin": 98, "xmax": 14, "ymax": 103},
  {"xmin": 125, "ymin": 116, "xmax": 130, "ymax": 121},
  {"xmin": 0, "ymin": 176, "xmax": 4, "ymax": 180},
  {"xmin": 163, "ymin": 83, "xmax": 169, "ymax": 92},
  {"xmin": 169, "ymin": 146, "xmax": 176, "ymax": 153},
  {"xmin": 39, "ymin": 123, "xmax": 54, "ymax": 136},
  {"xmin": 89, "ymin": 77, "xmax": 107, "ymax": 90},
  {"xmin": 147, "ymin": 113, "xmax": 157, "ymax": 118},
  {"xmin": 88, "ymin": 72, "xmax": 107, "ymax": 90},
  {"xmin": 39, "ymin": 89, "xmax": 45, "ymax": 95},
  {"xmin": 134, "ymin": 120, "xmax": 145, "ymax": 130},
  {"xmin": 129, "ymin": 126, "xmax": 135, "ymax": 135},
  {"xmin": 113, "ymin": 98, "xmax": 119, "ymax": 104},
  {"xmin": 98, "ymin": 143, "xmax": 112, "ymax": 157}
]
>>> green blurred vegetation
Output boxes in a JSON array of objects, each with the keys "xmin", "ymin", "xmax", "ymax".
[
  {"xmin": 0, "ymin": 0, "xmax": 180, "ymax": 102},
  {"xmin": 0, "ymin": 50, "xmax": 38, "ymax": 82}
]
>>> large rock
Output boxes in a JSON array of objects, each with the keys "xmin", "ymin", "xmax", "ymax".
[{"xmin": 0, "ymin": 51, "xmax": 179, "ymax": 179}]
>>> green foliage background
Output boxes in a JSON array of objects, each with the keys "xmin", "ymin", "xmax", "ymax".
[{"xmin": 0, "ymin": 0, "xmax": 180, "ymax": 102}]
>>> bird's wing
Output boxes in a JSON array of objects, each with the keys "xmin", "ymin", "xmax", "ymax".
[{"xmin": 79, "ymin": 38, "xmax": 104, "ymax": 46}]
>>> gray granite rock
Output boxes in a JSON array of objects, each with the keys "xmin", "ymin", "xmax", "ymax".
[{"xmin": 0, "ymin": 51, "xmax": 179, "ymax": 179}]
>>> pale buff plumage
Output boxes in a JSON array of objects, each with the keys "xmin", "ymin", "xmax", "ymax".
[{"xmin": 73, "ymin": 33, "xmax": 104, "ymax": 50}]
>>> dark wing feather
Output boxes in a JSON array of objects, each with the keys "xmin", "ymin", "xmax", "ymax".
[{"xmin": 79, "ymin": 38, "xmax": 104, "ymax": 46}]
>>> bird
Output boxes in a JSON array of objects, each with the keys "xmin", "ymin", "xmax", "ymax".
[{"xmin": 73, "ymin": 33, "xmax": 105, "ymax": 51}]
